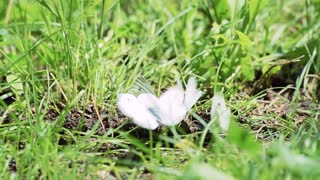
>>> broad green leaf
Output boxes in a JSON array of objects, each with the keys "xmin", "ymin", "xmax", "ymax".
[
  {"xmin": 236, "ymin": 30, "xmax": 252, "ymax": 49},
  {"xmin": 241, "ymin": 56, "xmax": 255, "ymax": 81},
  {"xmin": 209, "ymin": 0, "xmax": 231, "ymax": 22},
  {"xmin": 227, "ymin": 121, "xmax": 262, "ymax": 156}
]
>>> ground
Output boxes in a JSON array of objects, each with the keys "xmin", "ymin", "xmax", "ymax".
[{"xmin": 0, "ymin": 0, "xmax": 320, "ymax": 179}]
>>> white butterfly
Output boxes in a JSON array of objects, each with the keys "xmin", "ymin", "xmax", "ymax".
[
  {"xmin": 117, "ymin": 93, "xmax": 160, "ymax": 130},
  {"xmin": 117, "ymin": 76, "xmax": 202, "ymax": 130},
  {"xmin": 210, "ymin": 93, "xmax": 231, "ymax": 131}
]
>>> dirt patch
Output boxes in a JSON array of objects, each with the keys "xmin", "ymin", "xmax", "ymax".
[{"xmin": 238, "ymin": 87, "xmax": 319, "ymax": 141}]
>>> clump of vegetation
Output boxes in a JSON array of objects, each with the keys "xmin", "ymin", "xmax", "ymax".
[{"xmin": 0, "ymin": 0, "xmax": 319, "ymax": 179}]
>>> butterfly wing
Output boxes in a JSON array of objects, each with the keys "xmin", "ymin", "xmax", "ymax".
[
  {"xmin": 129, "ymin": 76, "xmax": 154, "ymax": 96},
  {"xmin": 184, "ymin": 76, "xmax": 202, "ymax": 110},
  {"xmin": 117, "ymin": 94, "xmax": 137, "ymax": 117},
  {"xmin": 137, "ymin": 93, "xmax": 162, "ymax": 122},
  {"xmin": 117, "ymin": 93, "xmax": 159, "ymax": 130},
  {"xmin": 158, "ymin": 85, "xmax": 187, "ymax": 126},
  {"xmin": 118, "ymin": 76, "xmax": 202, "ymax": 128},
  {"xmin": 210, "ymin": 93, "xmax": 231, "ymax": 131},
  {"xmin": 210, "ymin": 93, "xmax": 226, "ymax": 111},
  {"xmin": 219, "ymin": 108, "xmax": 231, "ymax": 131}
]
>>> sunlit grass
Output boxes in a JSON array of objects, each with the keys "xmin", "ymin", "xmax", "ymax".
[{"xmin": 1, "ymin": 0, "xmax": 319, "ymax": 179}]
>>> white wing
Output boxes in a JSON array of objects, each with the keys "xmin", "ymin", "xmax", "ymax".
[
  {"xmin": 211, "ymin": 93, "xmax": 231, "ymax": 131},
  {"xmin": 184, "ymin": 76, "xmax": 202, "ymax": 110},
  {"xmin": 117, "ymin": 93, "xmax": 159, "ymax": 130},
  {"xmin": 211, "ymin": 93, "xmax": 227, "ymax": 110},
  {"xmin": 158, "ymin": 85, "xmax": 187, "ymax": 126},
  {"xmin": 137, "ymin": 93, "xmax": 158, "ymax": 108},
  {"xmin": 117, "ymin": 77, "xmax": 202, "ymax": 129},
  {"xmin": 129, "ymin": 77, "xmax": 154, "ymax": 95},
  {"xmin": 137, "ymin": 93, "xmax": 162, "ymax": 121},
  {"xmin": 220, "ymin": 108, "xmax": 231, "ymax": 131}
]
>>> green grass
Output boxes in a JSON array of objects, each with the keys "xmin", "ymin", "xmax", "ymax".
[{"xmin": 1, "ymin": 0, "xmax": 320, "ymax": 179}]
